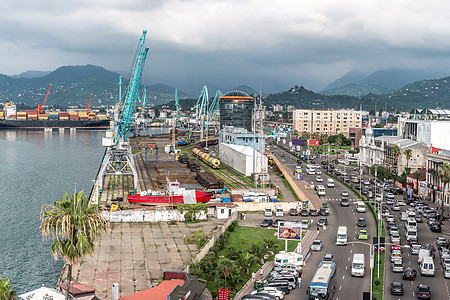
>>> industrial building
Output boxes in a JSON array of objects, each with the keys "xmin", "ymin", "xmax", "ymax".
[
  {"xmin": 219, "ymin": 126, "xmax": 265, "ymax": 151},
  {"xmin": 398, "ymin": 118, "xmax": 450, "ymax": 150},
  {"xmin": 219, "ymin": 91, "xmax": 254, "ymax": 131},
  {"xmin": 219, "ymin": 143, "xmax": 268, "ymax": 177},
  {"xmin": 292, "ymin": 109, "xmax": 363, "ymax": 138}
]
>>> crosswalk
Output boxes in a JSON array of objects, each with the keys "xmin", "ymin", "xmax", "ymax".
[{"xmin": 322, "ymin": 198, "xmax": 360, "ymax": 202}]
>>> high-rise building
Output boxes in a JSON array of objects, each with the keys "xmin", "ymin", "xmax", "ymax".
[
  {"xmin": 292, "ymin": 109, "xmax": 363, "ymax": 138},
  {"xmin": 219, "ymin": 91, "xmax": 254, "ymax": 131}
]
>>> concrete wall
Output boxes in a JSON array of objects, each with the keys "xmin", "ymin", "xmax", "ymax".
[
  {"xmin": 184, "ymin": 212, "xmax": 238, "ymax": 273},
  {"xmin": 234, "ymin": 201, "xmax": 301, "ymax": 212},
  {"xmin": 108, "ymin": 209, "xmax": 207, "ymax": 223}
]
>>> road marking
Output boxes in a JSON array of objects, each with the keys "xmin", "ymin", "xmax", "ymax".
[
  {"xmin": 342, "ymin": 275, "xmax": 345, "ymax": 280},
  {"xmin": 345, "ymin": 266, "xmax": 348, "ymax": 270},
  {"xmin": 350, "ymin": 249, "xmax": 353, "ymax": 253},
  {"xmin": 348, "ymin": 257, "xmax": 351, "ymax": 261},
  {"xmin": 339, "ymin": 286, "xmax": 342, "ymax": 291}
]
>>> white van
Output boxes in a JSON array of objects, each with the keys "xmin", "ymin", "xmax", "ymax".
[
  {"xmin": 420, "ymin": 257, "xmax": 435, "ymax": 276},
  {"xmin": 274, "ymin": 251, "xmax": 304, "ymax": 268},
  {"xmin": 327, "ymin": 178, "xmax": 335, "ymax": 188},
  {"xmin": 264, "ymin": 207, "xmax": 273, "ymax": 217},
  {"xmin": 351, "ymin": 253, "xmax": 365, "ymax": 277},
  {"xmin": 356, "ymin": 202, "xmax": 366, "ymax": 213},
  {"xmin": 406, "ymin": 226, "xmax": 417, "ymax": 241},
  {"xmin": 336, "ymin": 226, "xmax": 348, "ymax": 245},
  {"xmin": 317, "ymin": 185, "xmax": 326, "ymax": 196},
  {"xmin": 418, "ymin": 249, "xmax": 432, "ymax": 263},
  {"xmin": 406, "ymin": 218, "xmax": 417, "ymax": 229},
  {"xmin": 275, "ymin": 205, "xmax": 284, "ymax": 217}
]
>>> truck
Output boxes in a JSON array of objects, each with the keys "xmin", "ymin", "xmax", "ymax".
[
  {"xmin": 336, "ymin": 226, "xmax": 348, "ymax": 245},
  {"xmin": 264, "ymin": 207, "xmax": 273, "ymax": 217},
  {"xmin": 275, "ymin": 204, "xmax": 284, "ymax": 217},
  {"xmin": 351, "ymin": 253, "xmax": 365, "ymax": 277}
]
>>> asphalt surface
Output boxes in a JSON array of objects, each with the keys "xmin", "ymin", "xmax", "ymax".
[{"xmin": 271, "ymin": 145, "xmax": 374, "ymax": 300}]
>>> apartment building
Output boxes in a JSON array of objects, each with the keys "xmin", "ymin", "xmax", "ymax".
[
  {"xmin": 293, "ymin": 109, "xmax": 363, "ymax": 138},
  {"xmin": 426, "ymin": 151, "xmax": 450, "ymax": 206}
]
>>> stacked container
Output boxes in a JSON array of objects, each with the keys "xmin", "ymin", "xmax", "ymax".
[
  {"xmin": 17, "ymin": 111, "xmax": 27, "ymax": 120},
  {"xmin": 89, "ymin": 112, "xmax": 96, "ymax": 119},
  {"xmin": 38, "ymin": 114, "xmax": 48, "ymax": 120},
  {"xmin": 69, "ymin": 112, "xmax": 79, "ymax": 120},
  {"xmin": 79, "ymin": 113, "xmax": 89, "ymax": 120},
  {"xmin": 27, "ymin": 110, "xmax": 38, "ymax": 120},
  {"xmin": 59, "ymin": 112, "xmax": 69, "ymax": 120},
  {"xmin": 48, "ymin": 112, "xmax": 59, "ymax": 120},
  {"xmin": 0, "ymin": 111, "xmax": 4, "ymax": 119},
  {"xmin": 97, "ymin": 114, "xmax": 107, "ymax": 119}
]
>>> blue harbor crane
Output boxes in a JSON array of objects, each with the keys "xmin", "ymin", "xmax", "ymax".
[
  {"xmin": 97, "ymin": 30, "xmax": 149, "ymax": 195},
  {"xmin": 175, "ymin": 88, "xmax": 180, "ymax": 118},
  {"xmin": 209, "ymin": 90, "xmax": 223, "ymax": 117}
]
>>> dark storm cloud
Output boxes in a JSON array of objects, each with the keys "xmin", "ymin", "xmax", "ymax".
[{"xmin": 1, "ymin": 0, "xmax": 450, "ymax": 91}]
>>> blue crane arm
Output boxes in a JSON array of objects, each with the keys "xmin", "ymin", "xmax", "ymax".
[
  {"xmin": 115, "ymin": 30, "xmax": 149, "ymax": 145},
  {"xmin": 209, "ymin": 90, "xmax": 223, "ymax": 115},
  {"xmin": 175, "ymin": 88, "xmax": 180, "ymax": 118}
]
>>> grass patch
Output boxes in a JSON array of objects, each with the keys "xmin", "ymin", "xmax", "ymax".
[{"xmin": 372, "ymin": 252, "xmax": 385, "ymax": 300}]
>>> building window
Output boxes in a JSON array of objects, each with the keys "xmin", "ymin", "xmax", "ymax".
[{"xmin": 221, "ymin": 209, "xmax": 225, "ymax": 214}]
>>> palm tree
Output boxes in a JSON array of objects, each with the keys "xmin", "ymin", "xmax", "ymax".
[
  {"xmin": 392, "ymin": 145, "xmax": 401, "ymax": 186},
  {"xmin": 262, "ymin": 238, "xmax": 279, "ymax": 253},
  {"xmin": 335, "ymin": 135, "xmax": 343, "ymax": 159},
  {"xmin": 412, "ymin": 170, "xmax": 422, "ymax": 194},
  {"xmin": 40, "ymin": 189, "xmax": 109, "ymax": 300},
  {"xmin": 218, "ymin": 259, "xmax": 235, "ymax": 290},
  {"xmin": 302, "ymin": 131, "xmax": 310, "ymax": 139},
  {"xmin": 438, "ymin": 162, "xmax": 450, "ymax": 225},
  {"xmin": 0, "ymin": 278, "xmax": 15, "ymax": 300},
  {"xmin": 404, "ymin": 148, "xmax": 413, "ymax": 170},
  {"xmin": 248, "ymin": 243, "xmax": 268, "ymax": 264},
  {"xmin": 235, "ymin": 252, "xmax": 255, "ymax": 277}
]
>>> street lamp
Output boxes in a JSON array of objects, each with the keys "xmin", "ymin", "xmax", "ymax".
[{"xmin": 347, "ymin": 241, "xmax": 375, "ymax": 300}]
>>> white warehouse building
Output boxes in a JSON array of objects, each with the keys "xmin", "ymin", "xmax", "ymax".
[{"xmin": 219, "ymin": 143, "xmax": 268, "ymax": 177}]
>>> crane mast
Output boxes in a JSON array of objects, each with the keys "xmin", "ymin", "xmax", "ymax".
[
  {"xmin": 38, "ymin": 84, "xmax": 52, "ymax": 114},
  {"xmin": 85, "ymin": 94, "xmax": 93, "ymax": 114}
]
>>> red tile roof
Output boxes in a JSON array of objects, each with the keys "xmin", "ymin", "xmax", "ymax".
[
  {"xmin": 119, "ymin": 280, "xmax": 184, "ymax": 300},
  {"xmin": 57, "ymin": 281, "xmax": 96, "ymax": 295}
]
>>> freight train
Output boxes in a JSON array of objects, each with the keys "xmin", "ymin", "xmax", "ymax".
[{"xmin": 192, "ymin": 148, "xmax": 220, "ymax": 169}]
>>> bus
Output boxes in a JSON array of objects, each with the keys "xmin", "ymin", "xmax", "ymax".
[{"xmin": 307, "ymin": 261, "xmax": 337, "ymax": 300}]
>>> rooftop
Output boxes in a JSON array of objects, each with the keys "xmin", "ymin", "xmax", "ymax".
[{"xmin": 119, "ymin": 280, "xmax": 184, "ymax": 300}]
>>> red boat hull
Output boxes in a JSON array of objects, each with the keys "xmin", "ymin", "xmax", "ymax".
[{"xmin": 128, "ymin": 191, "xmax": 213, "ymax": 204}]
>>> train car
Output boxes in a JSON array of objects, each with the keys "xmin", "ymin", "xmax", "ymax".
[{"xmin": 192, "ymin": 148, "xmax": 220, "ymax": 169}]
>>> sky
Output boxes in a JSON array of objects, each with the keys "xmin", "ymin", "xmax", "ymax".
[{"xmin": 2, "ymin": 0, "xmax": 450, "ymax": 92}]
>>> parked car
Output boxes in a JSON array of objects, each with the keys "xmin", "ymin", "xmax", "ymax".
[
  {"xmin": 272, "ymin": 219, "xmax": 284, "ymax": 228},
  {"xmin": 391, "ymin": 282, "xmax": 404, "ymax": 296},
  {"xmin": 261, "ymin": 219, "xmax": 273, "ymax": 227},
  {"xmin": 319, "ymin": 206, "xmax": 329, "ymax": 216},
  {"xmin": 431, "ymin": 223, "xmax": 442, "ymax": 232},
  {"xmin": 289, "ymin": 208, "xmax": 298, "ymax": 216},
  {"xmin": 445, "ymin": 267, "xmax": 450, "ymax": 279},
  {"xmin": 309, "ymin": 209, "xmax": 319, "ymax": 216},
  {"xmin": 403, "ymin": 267, "xmax": 417, "ymax": 280},
  {"xmin": 300, "ymin": 209, "xmax": 309, "ymax": 217},
  {"xmin": 416, "ymin": 284, "xmax": 431, "ymax": 300},
  {"xmin": 310, "ymin": 240, "xmax": 323, "ymax": 251},
  {"xmin": 318, "ymin": 218, "xmax": 328, "ymax": 227}
]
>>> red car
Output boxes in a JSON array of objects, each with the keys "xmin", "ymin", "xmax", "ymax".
[{"xmin": 309, "ymin": 209, "xmax": 319, "ymax": 216}]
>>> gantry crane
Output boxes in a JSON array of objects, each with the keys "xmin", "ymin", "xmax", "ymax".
[
  {"xmin": 85, "ymin": 94, "xmax": 93, "ymax": 114},
  {"xmin": 38, "ymin": 84, "xmax": 52, "ymax": 114},
  {"xmin": 97, "ymin": 30, "xmax": 149, "ymax": 194}
]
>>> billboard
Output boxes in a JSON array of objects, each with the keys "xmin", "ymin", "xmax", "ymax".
[
  {"xmin": 307, "ymin": 139, "xmax": 319, "ymax": 146},
  {"xmin": 292, "ymin": 139, "xmax": 305, "ymax": 146},
  {"xmin": 278, "ymin": 221, "xmax": 303, "ymax": 240}
]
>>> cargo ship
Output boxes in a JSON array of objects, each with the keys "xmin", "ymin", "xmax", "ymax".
[
  {"xmin": 127, "ymin": 180, "xmax": 214, "ymax": 204},
  {"xmin": 0, "ymin": 101, "xmax": 110, "ymax": 130}
]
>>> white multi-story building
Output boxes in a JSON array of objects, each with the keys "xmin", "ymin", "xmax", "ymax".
[
  {"xmin": 398, "ymin": 118, "xmax": 450, "ymax": 150},
  {"xmin": 293, "ymin": 109, "xmax": 363, "ymax": 138},
  {"xmin": 425, "ymin": 151, "xmax": 450, "ymax": 207}
]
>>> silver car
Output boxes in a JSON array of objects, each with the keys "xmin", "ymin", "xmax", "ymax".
[
  {"xmin": 411, "ymin": 244, "xmax": 421, "ymax": 255},
  {"xmin": 392, "ymin": 261, "xmax": 404, "ymax": 273},
  {"xmin": 311, "ymin": 240, "xmax": 323, "ymax": 251},
  {"xmin": 391, "ymin": 234, "xmax": 401, "ymax": 244},
  {"xmin": 445, "ymin": 267, "xmax": 450, "ymax": 279},
  {"xmin": 341, "ymin": 190, "xmax": 349, "ymax": 197}
]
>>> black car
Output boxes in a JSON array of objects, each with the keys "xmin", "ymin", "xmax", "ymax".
[
  {"xmin": 391, "ymin": 282, "xmax": 404, "ymax": 295},
  {"xmin": 318, "ymin": 218, "xmax": 328, "ymax": 227},
  {"xmin": 361, "ymin": 189, "xmax": 368, "ymax": 195},
  {"xmin": 357, "ymin": 218, "xmax": 366, "ymax": 227},
  {"xmin": 260, "ymin": 219, "xmax": 273, "ymax": 227},
  {"xmin": 272, "ymin": 219, "xmax": 284, "ymax": 228},
  {"xmin": 431, "ymin": 223, "xmax": 442, "ymax": 232},
  {"xmin": 319, "ymin": 206, "xmax": 329, "ymax": 216},
  {"xmin": 335, "ymin": 170, "xmax": 341, "ymax": 176},
  {"xmin": 300, "ymin": 209, "xmax": 309, "ymax": 216},
  {"xmin": 416, "ymin": 284, "xmax": 431, "ymax": 299},
  {"xmin": 341, "ymin": 198, "xmax": 350, "ymax": 207},
  {"xmin": 409, "ymin": 237, "xmax": 419, "ymax": 246},
  {"xmin": 402, "ymin": 268, "xmax": 417, "ymax": 280},
  {"xmin": 289, "ymin": 208, "xmax": 298, "ymax": 216},
  {"xmin": 297, "ymin": 159, "xmax": 302, "ymax": 164}
]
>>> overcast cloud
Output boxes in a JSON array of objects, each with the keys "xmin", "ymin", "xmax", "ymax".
[{"xmin": 1, "ymin": 0, "xmax": 450, "ymax": 91}]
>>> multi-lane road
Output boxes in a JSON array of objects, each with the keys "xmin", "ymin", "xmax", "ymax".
[
  {"xmin": 271, "ymin": 145, "xmax": 374, "ymax": 300},
  {"xmin": 271, "ymin": 143, "xmax": 450, "ymax": 299}
]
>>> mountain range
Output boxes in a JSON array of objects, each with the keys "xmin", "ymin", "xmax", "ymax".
[{"xmin": 1, "ymin": 65, "xmax": 449, "ymax": 110}]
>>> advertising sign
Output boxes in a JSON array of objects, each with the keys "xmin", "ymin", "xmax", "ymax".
[
  {"xmin": 278, "ymin": 221, "xmax": 303, "ymax": 240},
  {"xmin": 292, "ymin": 139, "xmax": 305, "ymax": 146},
  {"xmin": 307, "ymin": 139, "xmax": 319, "ymax": 146},
  {"xmin": 219, "ymin": 289, "xmax": 229, "ymax": 300}
]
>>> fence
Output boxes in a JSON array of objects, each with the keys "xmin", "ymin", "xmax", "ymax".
[{"xmin": 183, "ymin": 211, "xmax": 238, "ymax": 273}]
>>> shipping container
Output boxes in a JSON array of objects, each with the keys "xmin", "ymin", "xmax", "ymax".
[
  {"xmin": 28, "ymin": 116, "xmax": 38, "ymax": 120},
  {"xmin": 49, "ymin": 115, "xmax": 58, "ymax": 120},
  {"xmin": 17, "ymin": 117, "xmax": 27, "ymax": 120},
  {"xmin": 26, "ymin": 110, "xmax": 38, "ymax": 114}
]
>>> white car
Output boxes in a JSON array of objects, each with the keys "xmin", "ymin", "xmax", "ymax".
[
  {"xmin": 301, "ymin": 220, "xmax": 310, "ymax": 229},
  {"xmin": 396, "ymin": 200, "xmax": 406, "ymax": 206},
  {"xmin": 392, "ymin": 261, "xmax": 404, "ymax": 273},
  {"xmin": 311, "ymin": 240, "xmax": 323, "ymax": 251},
  {"xmin": 406, "ymin": 208, "xmax": 416, "ymax": 217},
  {"xmin": 442, "ymin": 258, "xmax": 450, "ymax": 269},
  {"xmin": 411, "ymin": 244, "xmax": 421, "ymax": 255},
  {"xmin": 389, "ymin": 226, "xmax": 399, "ymax": 236},
  {"xmin": 391, "ymin": 234, "xmax": 401, "ymax": 244},
  {"xmin": 363, "ymin": 180, "xmax": 370, "ymax": 185},
  {"xmin": 391, "ymin": 250, "xmax": 403, "ymax": 262},
  {"xmin": 392, "ymin": 204, "xmax": 400, "ymax": 211},
  {"xmin": 341, "ymin": 190, "xmax": 349, "ymax": 197},
  {"xmin": 316, "ymin": 170, "xmax": 322, "ymax": 175},
  {"xmin": 445, "ymin": 267, "xmax": 450, "ymax": 279},
  {"xmin": 386, "ymin": 193, "xmax": 395, "ymax": 199},
  {"xmin": 252, "ymin": 288, "xmax": 284, "ymax": 299},
  {"xmin": 316, "ymin": 176, "xmax": 323, "ymax": 182}
]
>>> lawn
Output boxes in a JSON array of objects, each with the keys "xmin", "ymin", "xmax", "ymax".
[{"xmin": 372, "ymin": 252, "xmax": 385, "ymax": 300}]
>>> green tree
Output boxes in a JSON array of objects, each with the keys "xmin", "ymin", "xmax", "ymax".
[
  {"xmin": 335, "ymin": 135, "xmax": 343, "ymax": 159},
  {"xmin": 319, "ymin": 133, "xmax": 329, "ymax": 145},
  {"xmin": 301, "ymin": 131, "xmax": 310, "ymax": 139},
  {"xmin": 438, "ymin": 162, "xmax": 450, "ymax": 225},
  {"xmin": 235, "ymin": 252, "xmax": 254, "ymax": 277},
  {"xmin": 392, "ymin": 145, "xmax": 401, "ymax": 186},
  {"xmin": 40, "ymin": 189, "xmax": 109, "ymax": 300},
  {"xmin": 178, "ymin": 203, "xmax": 207, "ymax": 222},
  {"xmin": 412, "ymin": 170, "xmax": 422, "ymax": 195},
  {"xmin": 248, "ymin": 243, "xmax": 267, "ymax": 264},
  {"xmin": 218, "ymin": 259, "xmax": 235, "ymax": 290},
  {"xmin": 0, "ymin": 278, "xmax": 16, "ymax": 300},
  {"xmin": 262, "ymin": 238, "xmax": 279, "ymax": 253},
  {"xmin": 404, "ymin": 148, "xmax": 413, "ymax": 169}
]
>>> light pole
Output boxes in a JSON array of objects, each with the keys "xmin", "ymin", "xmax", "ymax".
[{"xmin": 347, "ymin": 241, "xmax": 374, "ymax": 300}]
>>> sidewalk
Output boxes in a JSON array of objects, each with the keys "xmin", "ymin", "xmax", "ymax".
[{"xmin": 268, "ymin": 168, "xmax": 296, "ymax": 202}]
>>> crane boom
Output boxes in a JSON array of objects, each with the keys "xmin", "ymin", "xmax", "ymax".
[
  {"xmin": 85, "ymin": 94, "xmax": 93, "ymax": 114},
  {"xmin": 38, "ymin": 84, "xmax": 52, "ymax": 114}
]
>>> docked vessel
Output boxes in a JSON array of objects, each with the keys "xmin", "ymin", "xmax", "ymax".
[
  {"xmin": 127, "ymin": 181, "xmax": 214, "ymax": 204},
  {"xmin": 0, "ymin": 101, "xmax": 110, "ymax": 129}
]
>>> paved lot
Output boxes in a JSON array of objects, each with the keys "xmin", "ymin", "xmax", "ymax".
[{"xmin": 71, "ymin": 219, "xmax": 226, "ymax": 299}]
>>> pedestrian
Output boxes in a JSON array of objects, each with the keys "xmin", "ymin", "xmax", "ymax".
[
  {"xmin": 323, "ymin": 224, "xmax": 327, "ymax": 231},
  {"xmin": 317, "ymin": 224, "xmax": 320, "ymax": 231},
  {"xmin": 311, "ymin": 218, "xmax": 314, "ymax": 225},
  {"xmin": 260, "ymin": 268, "xmax": 263, "ymax": 279},
  {"xmin": 297, "ymin": 275, "xmax": 302, "ymax": 288},
  {"xmin": 252, "ymin": 272, "xmax": 256, "ymax": 281}
]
